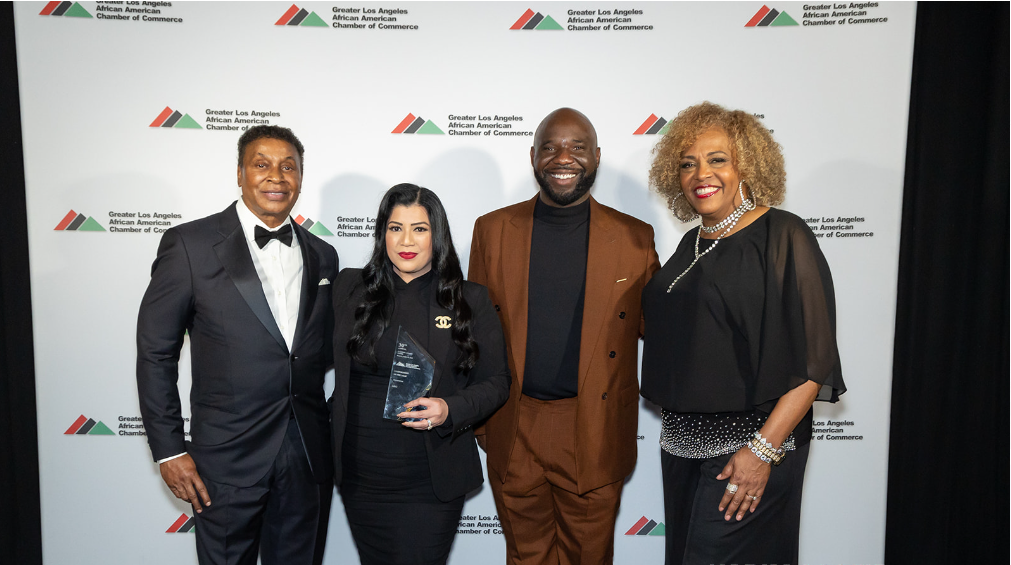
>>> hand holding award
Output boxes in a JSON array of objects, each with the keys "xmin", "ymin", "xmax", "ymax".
[{"xmin": 384, "ymin": 326, "xmax": 448, "ymax": 430}]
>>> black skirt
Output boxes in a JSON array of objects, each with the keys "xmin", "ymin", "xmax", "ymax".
[{"xmin": 340, "ymin": 369, "xmax": 464, "ymax": 565}]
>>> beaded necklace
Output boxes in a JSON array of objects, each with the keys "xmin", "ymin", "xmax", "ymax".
[{"xmin": 666, "ymin": 184, "xmax": 755, "ymax": 293}]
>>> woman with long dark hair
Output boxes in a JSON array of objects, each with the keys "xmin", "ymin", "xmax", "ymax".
[{"xmin": 330, "ymin": 183, "xmax": 510, "ymax": 565}]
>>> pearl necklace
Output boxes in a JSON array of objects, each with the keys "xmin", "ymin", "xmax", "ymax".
[
  {"xmin": 700, "ymin": 181, "xmax": 754, "ymax": 233},
  {"xmin": 666, "ymin": 191, "xmax": 755, "ymax": 293}
]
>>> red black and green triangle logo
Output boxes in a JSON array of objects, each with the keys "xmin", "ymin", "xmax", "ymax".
[
  {"xmin": 510, "ymin": 9, "xmax": 563, "ymax": 30},
  {"xmin": 54, "ymin": 210, "xmax": 105, "ymax": 232},
  {"xmin": 745, "ymin": 5, "xmax": 799, "ymax": 27},
  {"xmin": 391, "ymin": 113, "xmax": 444, "ymax": 135},
  {"xmin": 64, "ymin": 415, "xmax": 115, "ymax": 436},
  {"xmin": 624, "ymin": 516, "xmax": 666, "ymax": 536},
  {"xmin": 166, "ymin": 513, "xmax": 196, "ymax": 533},
  {"xmin": 150, "ymin": 106, "xmax": 201, "ymax": 129},
  {"xmin": 294, "ymin": 215, "xmax": 334, "ymax": 236},
  {"xmin": 275, "ymin": 4, "xmax": 328, "ymax": 27},
  {"xmin": 39, "ymin": 1, "xmax": 92, "ymax": 18},
  {"xmin": 633, "ymin": 114, "xmax": 671, "ymax": 135}
]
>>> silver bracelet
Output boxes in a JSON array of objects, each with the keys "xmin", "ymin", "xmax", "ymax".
[
  {"xmin": 750, "ymin": 431, "xmax": 785, "ymax": 465},
  {"xmin": 747, "ymin": 439, "xmax": 774, "ymax": 464}
]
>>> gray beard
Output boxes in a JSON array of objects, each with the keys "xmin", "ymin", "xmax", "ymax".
[{"xmin": 535, "ymin": 169, "xmax": 596, "ymax": 206}]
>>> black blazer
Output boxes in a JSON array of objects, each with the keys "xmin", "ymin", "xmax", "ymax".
[
  {"xmin": 137, "ymin": 202, "xmax": 338, "ymax": 487},
  {"xmin": 330, "ymin": 268, "xmax": 510, "ymax": 501}
]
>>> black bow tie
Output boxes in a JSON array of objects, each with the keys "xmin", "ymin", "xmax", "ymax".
[{"xmin": 254, "ymin": 224, "xmax": 293, "ymax": 249}]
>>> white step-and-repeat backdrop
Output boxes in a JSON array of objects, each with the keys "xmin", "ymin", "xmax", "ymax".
[{"xmin": 16, "ymin": 2, "xmax": 914, "ymax": 563}]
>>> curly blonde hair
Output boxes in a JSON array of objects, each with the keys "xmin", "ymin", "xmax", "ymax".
[{"xmin": 649, "ymin": 101, "xmax": 786, "ymax": 221}]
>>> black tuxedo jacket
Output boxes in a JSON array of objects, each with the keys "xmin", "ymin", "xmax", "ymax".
[
  {"xmin": 137, "ymin": 202, "xmax": 338, "ymax": 487},
  {"xmin": 330, "ymin": 268, "xmax": 510, "ymax": 501}
]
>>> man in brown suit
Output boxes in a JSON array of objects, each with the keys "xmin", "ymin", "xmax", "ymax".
[{"xmin": 468, "ymin": 108, "xmax": 660, "ymax": 564}]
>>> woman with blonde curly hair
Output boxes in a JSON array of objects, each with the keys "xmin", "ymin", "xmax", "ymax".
[{"xmin": 640, "ymin": 102, "xmax": 846, "ymax": 564}]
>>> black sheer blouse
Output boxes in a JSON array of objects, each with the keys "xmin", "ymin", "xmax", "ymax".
[{"xmin": 641, "ymin": 208, "xmax": 845, "ymax": 450}]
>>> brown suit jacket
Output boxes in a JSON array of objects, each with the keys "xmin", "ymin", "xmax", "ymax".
[{"xmin": 468, "ymin": 195, "xmax": 660, "ymax": 494}]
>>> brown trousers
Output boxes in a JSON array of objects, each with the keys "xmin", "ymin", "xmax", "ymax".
[{"xmin": 489, "ymin": 395, "xmax": 623, "ymax": 565}]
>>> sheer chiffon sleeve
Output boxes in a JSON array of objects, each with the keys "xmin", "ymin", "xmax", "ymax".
[{"xmin": 754, "ymin": 211, "xmax": 846, "ymax": 409}]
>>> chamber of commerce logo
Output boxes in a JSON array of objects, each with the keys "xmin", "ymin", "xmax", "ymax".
[
  {"xmin": 294, "ymin": 215, "xmax": 334, "ymax": 236},
  {"xmin": 54, "ymin": 210, "xmax": 104, "ymax": 232},
  {"xmin": 150, "ymin": 106, "xmax": 201, "ymax": 129},
  {"xmin": 64, "ymin": 415, "xmax": 115, "ymax": 435},
  {"xmin": 166, "ymin": 513, "xmax": 196, "ymax": 533},
  {"xmin": 510, "ymin": 9, "xmax": 563, "ymax": 30},
  {"xmin": 275, "ymin": 4, "xmax": 327, "ymax": 27},
  {"xmin": 746, "ymin": 5, "xmax": 799, "ymax": 26},
  {"xmin": 392, "ymin": 113, "xmax": 444, "ymax": 135},
  {"xmin": 633, "ymin": 114, "xmax": 671, "ymax": 135},
  {"xmin": 624, "ymin": 516, "xmax": 665, "ymax": 536},
  {"xmin": 39, "ymin": 1, "xmax": 92, "ymax": 18}
]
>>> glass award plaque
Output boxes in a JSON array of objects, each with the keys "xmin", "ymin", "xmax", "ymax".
[{"xmin": 383, "ymin": 326, "xmax": 436, "ymax": 421}]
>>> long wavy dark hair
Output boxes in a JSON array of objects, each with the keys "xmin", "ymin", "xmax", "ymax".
[{"xmin": 347, "ymin": 183, "xmax": 479, "ymax": 374}]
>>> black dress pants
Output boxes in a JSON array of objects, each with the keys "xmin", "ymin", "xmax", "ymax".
[
  {"xmin": 662, "ymin": 443, "xmax": 810, "ymax": 565},
  {"xmin": 194, "ymin": 417, "xmax": 332, "ymax": 565}
]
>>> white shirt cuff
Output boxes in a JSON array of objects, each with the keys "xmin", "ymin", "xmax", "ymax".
[{"xmin": 157, "ymin": 452, "xmax": 187, "ymax": 465}]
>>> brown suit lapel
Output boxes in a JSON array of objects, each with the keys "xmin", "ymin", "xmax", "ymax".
[
  {"xmin": 503, "ymin": 196, "xmax": 537, "ymax": 389},
  {"xmin": 577, "ymin": 198, "xmax": 619, "ymax": 393}
]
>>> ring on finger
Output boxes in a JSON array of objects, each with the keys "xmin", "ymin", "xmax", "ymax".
[
  {"xmin": 425, "ymin": 418, "xmax": 433, "ymax": 431},
  {"xmin": 747, "ymin": 494, "xmax": 758, "ymax": 501},
  {"xmin": 726, "ymin": 483, "xmax": 739, "ymax": 494}
]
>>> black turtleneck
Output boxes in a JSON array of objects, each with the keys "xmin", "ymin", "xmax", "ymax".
[
  {"xmin": 522, "ymin": 197, "xmax": 590, "ymax": 400},
  {"xmin": 351, "ymin": 269, "xmax": 435, "ymax": 375}
]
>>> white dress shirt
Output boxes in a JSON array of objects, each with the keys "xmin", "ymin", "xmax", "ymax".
[{"xmin": 235, "ymin": 201, "xmax": 303, "ymax": 350}]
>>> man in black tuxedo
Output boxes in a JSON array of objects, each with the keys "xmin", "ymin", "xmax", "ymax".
[{"xmin": 137, "ymin": 125, "xmax": 338, "ymax": 565}]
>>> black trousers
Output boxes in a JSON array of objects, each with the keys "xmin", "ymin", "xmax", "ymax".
[
  {"xmin": 662, "ymin": 443, "xmax": 810, "ymax": 565},
  {"xmin": 194, "ymin": 417, "xmax": 332, "ymax": 565}
]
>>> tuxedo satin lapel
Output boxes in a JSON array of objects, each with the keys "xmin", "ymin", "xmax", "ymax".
[
  {"xmin": 214, "ymin": 209, "xmax": 288, "ymax": 353},
  {"xmin": 291, "ymin": 223, "xmax": 319, "ymax": 350},
  {"xmin": 428, "ymin": 299, "xmax": 458, "ymax": 394},
  {"xmin": 504, "ymin": 196, "xmax": 536, "ymax": 388},
  {"xmin": 577, "ymin": 198, "xmax": 619, "ymax": 393}
]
